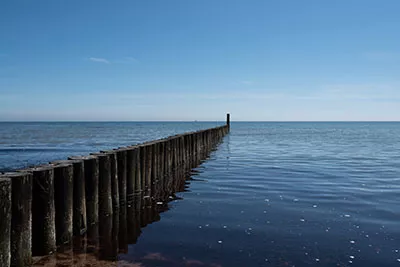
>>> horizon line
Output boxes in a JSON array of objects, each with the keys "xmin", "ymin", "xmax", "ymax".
[{"xmin": 0, "ymin": 120, "xmax": 399, "ymax": 123}]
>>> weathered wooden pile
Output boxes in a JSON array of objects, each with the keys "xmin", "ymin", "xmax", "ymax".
[{"xmin": 0, "ymin": 121, "xmax": 229, "ymax": 267}]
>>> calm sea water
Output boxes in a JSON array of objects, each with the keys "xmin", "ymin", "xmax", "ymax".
[
  {"xmin": 0, "ymin": 121, "xmax": 223, "ymax": 172},
  {"xmin": 2, "ymin": 122, "xmax": 400, "ymax": 267}
]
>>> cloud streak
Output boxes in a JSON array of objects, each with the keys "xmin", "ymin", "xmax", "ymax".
[
  {"xmin": 88, "ymin": 56, "xmax": 140, "ymax": 64},
  {"xmin": 89, "ymin": 57, "xmax": 110, "ymax": 64}
]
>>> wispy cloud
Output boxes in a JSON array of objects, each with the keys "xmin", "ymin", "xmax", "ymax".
[
  {"xmin": 89, "ymin": 57, "xmax": 110, "ymax": 64},
  {"xmin": 88, "ymin": 56, "xmax": 139, "ymax": 64}
]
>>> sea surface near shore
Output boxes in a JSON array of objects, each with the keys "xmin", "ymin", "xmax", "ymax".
[
  {"xmin": 2, "ymin": 121, "xmax": 399, "ymax": 267},
  {"xmin": 0, "ymin": 121, "xmax": 222, "ymax": 172}
]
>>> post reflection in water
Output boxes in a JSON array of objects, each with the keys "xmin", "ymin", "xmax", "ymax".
[
  {"xmin": 32, "ymin": 177, "xmax": 178, "ymax": 267},
  {"xmin": 127, "ymin": 195, "xmax": 142, "ymax": 245},
  {"xmin": 118, "ymin": 202, "xmax": 128, "ymax": 254}
]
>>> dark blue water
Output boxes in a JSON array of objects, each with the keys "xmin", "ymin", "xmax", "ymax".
[{"xmin": 2, "ymin": 122, "xmax": 400, "ymax": 267}]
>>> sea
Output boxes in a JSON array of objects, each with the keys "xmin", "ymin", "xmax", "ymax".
[{"xmin": 1, "ymin": 121, "xmax": 399, "ymax": 267}]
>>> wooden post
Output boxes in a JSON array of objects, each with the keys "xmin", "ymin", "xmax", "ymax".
[
  {"xmin": 185, "ymin": 134, "xmax": 189, "ymax": 171},
  {"xmin": 157, "ymin": 140, "xmax": 164, "ymax": 200},
  {"xmin": 159, "ymin": 141, "xmax": 165, "ymax": 200},
  {"xmin": 100, "ymin": 150, "xmax": 119, "ymax": 211},
  {"xmin": 0, "ymin": 178, "xmax": 11, "ymax": 267},
  {"xmin": 139, "ymin": 145, "xmax": 146, "ymax": 195},
  {"xmin": 145, "ymin": 144, "xmax": 153, "ymax": 196},
  {"xmin": 226, "ymin": 113, "xmax": 230, "ymax": 128},
  {"xmin": 133, "ymin": 146, "xmax": 142, "ymax": 195},
  {"xmin": 90, "ymin": 153, "xmax": 112, "ymax": 218},
  {"xmin": 90, "ymin": 152, "xmax": 113, "ymax": 260},
  {"xmin": 170, "ymin": 138, "xmax": 176, "ymax": 193},
  {"xmin": 196, "ymin": 132, "xmax": 201, "ymax": 165},
  {"xmin": 178, "ymin": 136, "xmax": 183, "ymax": 176},
  {"xmin": 170, "ymin": 138, "xmax": 177, "ymax": 194},
  {"xmin": 149, "ymin": 143, "xmax": 156, "ymax": 200},
  {"xmin": 161, "ymin": 140, "xmax": 167, "ymax": 200},
  {"xmin": 164, "ymin": 139, "xmax": 171, "ymax": 197},
  {"xmin": 152, "ymin": 142, "xmax": 160, "ymax": 200},
  {"xmin": 182, "ymin": 135, "xmax": 187, "ymax": 173},
  {"xmin": 211, "ymin": 129, "xmax": 214, "ymax": 146},
  {"xmin": 52, "ymin": 163, "xmax": 74, "ymax": 247},
  {"xmin": 69, "ymin": 155, "xmax": 99, "ymax": 228},
  {"xmin": 85, "ymin": 156, "xmax": 99, "ymax": 227},
  {"xmin": 190, "ymin": 133, "xmax": 195, "ymax": 168},
  {"xmin": 0, "ymin": 172, "xmax": 32, "ymax": 267},
  {"xmin": 185, "ymin": 135, "xmax": 190, "ymax": 174},
  {"xmin": 24, "ymin": 165, "xmax": 56, "ymax": 256},
  {"xmin": 110, "ymin": 152, "xmax": 119, "ymax": 211},
  {"xmin": 202, "ymin": 131, "xmax": 206, "ymax": 159},
  {"xmin": 177, "ymin": 136, "xmax": 183, "ymax": 190},
  {"xmin": 115, "ymin": 149, "xmax": 127, "ymax": 209},
  {"xmin": 65, "ymin": 158, "xmax": 87, "ymax": 236},
  {"xmin": 126, "ymin": 147, "xmax": 136, "ymax": 205},
  {"xmin": 114, "ymin": 148, "xmax": 128, "ymax": 253},
  {"xmin": 108, "ymin": 151, "xmax": 120, "ymax": 257},
  {"xmin": 197, "ymin": 132, "xmax": 201, "ymax": 163},
  {"xmin": 178, "ymin": 136, "xmax": 184, "ymax": 188},
  {"xmin": 157, "ymin": 141, "xmax": 163, "ymax": 199}
]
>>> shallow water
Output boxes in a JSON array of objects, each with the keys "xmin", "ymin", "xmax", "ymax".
[{"xmin": 2, "ymin": 122, "xmax": 400, "ymax": 266}]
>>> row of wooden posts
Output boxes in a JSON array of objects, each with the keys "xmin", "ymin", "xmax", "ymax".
[{"xmin": 0, "ymin": 120, "xmax": 230, "ymax": 267}]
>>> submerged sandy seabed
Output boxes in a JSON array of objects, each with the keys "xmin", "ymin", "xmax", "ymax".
[{"xmin": 33, "ymin": 251, "xmax": 223, "ymax": 267}]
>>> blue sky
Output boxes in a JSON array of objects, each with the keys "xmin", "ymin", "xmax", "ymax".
[{"xmin": 1, "ymin": 0, "xmax": 399, "ymax": 121}]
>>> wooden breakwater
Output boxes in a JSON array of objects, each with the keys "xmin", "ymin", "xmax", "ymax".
[{"xmin": 0, "ymin": 118, "xmax": 230, "ymax": 267}]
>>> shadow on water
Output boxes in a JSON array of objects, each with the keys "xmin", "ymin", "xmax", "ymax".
[{"xmin": 32, "ymin": 155, "xmax": 219, "ymax": 267}]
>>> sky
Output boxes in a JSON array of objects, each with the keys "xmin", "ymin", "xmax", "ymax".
[{"xmin": 1, "ymin": 0, "xmax": 399, "ymax": 121}]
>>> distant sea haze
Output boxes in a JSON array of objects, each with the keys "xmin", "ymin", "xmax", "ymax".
[{"xmin": 2, "ymin": 121, "xmax": 399, "ymax": 266}]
